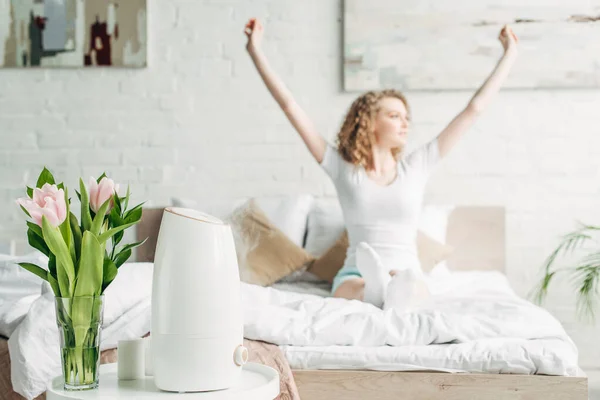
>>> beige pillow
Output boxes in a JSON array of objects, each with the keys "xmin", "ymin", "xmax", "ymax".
[
  {"xmin": 227, "ymin": 200, "xmax": 315, "ymax": 286},
  {"xmin": 416, "ymin": 232, "xmax": 454, "ymax": 273},
  {"xmin": 308, "ymin": 230, "xmax": 453, "ymax": 283}
]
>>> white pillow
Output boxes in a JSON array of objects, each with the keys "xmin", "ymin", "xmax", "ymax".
[
  {"xmin": 172, "ymin": 195, "xmax": 314, "ymax": 248},
  {"xmin": 0, "ymin": 252, "xmax": 48, "ymax": 305},
  {"xmin": 419, "ymin": 205, "xmax": 455, "ymax": 244},
  {"xmin": 252, "ymin": 195, "xmax": 314, "ymax": 248},
  {"xmin": 0, "ymin": 294, "xmax": 38, "ymax": 338},
  {"xmin": 102, "ymin": 261, "xmax": 154, "ymax": 326},
  {"xmin": 304, "ymin": 198, "xmax": 345, "ymax": 258},
  {"xmin": 0, "ymin": 252, "xmax": 49, "ymax": 337},
  {"xmin": 419, "ymin": 205, "xmax": 455, "ymax": 274}
]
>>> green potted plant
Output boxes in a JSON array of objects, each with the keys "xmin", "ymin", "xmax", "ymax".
[
  {"xmin": 533, "ymin": 222, "xmax": 600, "ymax": 321},
  {"xmin": 15, "ymin": 168, "xmax": 146, "ymax": 390}
]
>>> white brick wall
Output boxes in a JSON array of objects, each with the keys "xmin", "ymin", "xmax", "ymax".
[{"xmin": 1, "ymin": 0, "xmax": 599, "ymax": 368}]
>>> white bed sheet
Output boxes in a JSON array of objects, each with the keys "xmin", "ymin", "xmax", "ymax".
[{"xmin": 281, "ymin": 337, "xmax": 580, "ymax": 375}]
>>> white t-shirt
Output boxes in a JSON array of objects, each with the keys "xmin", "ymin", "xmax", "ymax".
[{"xmin": 319, "ymin": 138, "xmax": 440, "ymax": 273}]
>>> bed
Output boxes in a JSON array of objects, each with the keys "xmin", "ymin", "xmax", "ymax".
[
  {"xmin": 1, "ymin": 205, "xmax": 587, "ymax": 400},
  {"xmin": 135, "ymin": 205, "xmax": 588, "ymax": 400}
]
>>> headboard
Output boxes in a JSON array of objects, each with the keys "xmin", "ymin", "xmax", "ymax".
[
  {"xmin": 135, "ymin": 206, "xmax": 505, "ymax": 272},
  {"xmin": 136, "ymin": 208, "xmax": 165, "ymax": 264},
  {"xmin": 445, "ymin": 207, "xmax": 505, "ymax": 272}
]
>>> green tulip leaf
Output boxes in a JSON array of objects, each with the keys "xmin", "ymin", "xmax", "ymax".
[
  {"xmin": 42, "ymin": 216, "xmax": 75, "ymax": 297},
  {"xmin": 18, "ymin": 263, "xmax": 48, "ymax": 282},
  {"xmin": 74, "ymin": 231, "xmax": 103, "ymax": 297},
  {"xmin": 102, "ymin": 258, "xmax": 118, "ymax": 293},
  {"xmin": 90, "ymin": 198, "xmax": 111, "ymax": 237},
  {"xmin": 36, "ymin": 167, "xmax": 56, "ymax": 188}
]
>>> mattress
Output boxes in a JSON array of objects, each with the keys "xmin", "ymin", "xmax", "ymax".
[{"xmin": 281, "ymin": 337, "xmax": 581, "ymax": 375}]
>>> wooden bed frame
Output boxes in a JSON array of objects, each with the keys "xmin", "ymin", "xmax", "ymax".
[{"xmin": 137, "ymin": 206, "xmax": 588, "ymax": 400}]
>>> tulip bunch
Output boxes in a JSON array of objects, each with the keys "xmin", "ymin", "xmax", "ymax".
[{"xmin": 15, "ymin": 168, "xmax": 145, "ymax": 297}]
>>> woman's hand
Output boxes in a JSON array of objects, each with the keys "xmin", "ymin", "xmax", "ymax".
[
  {"xmin": 242, "ymin": 16, "xmax": 326, "ymax": 163},
  {"xmin": 244, "ymin": 18, "xmax": 264, "ymax": 52},
  {"xmin": 435, "ymin": 25, "xmax": 518, "ymax": 159},
  {"xmin": 499, "ymin": 24, "xmax": 518, "ymax": 55}
]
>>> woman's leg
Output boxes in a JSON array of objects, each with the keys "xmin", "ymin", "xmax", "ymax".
[
  {"xmin": 331, "ymin": 265, "xmax": 363, "ymax": 300},
  {"xmin": 385, "ymin": 269, "xmax": 432, "ymax": 312},
  {"xmin": 356, "ymin": 242, "xmax": 390, "ymax": 308},
  {"xmin": 332, "ymin": 277, "xmax": 365, "ymax": 301}
]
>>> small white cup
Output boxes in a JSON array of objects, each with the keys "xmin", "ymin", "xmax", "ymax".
[{"xmin": 117, "ymin": 338, "xmax": 146, "ymax": 380}]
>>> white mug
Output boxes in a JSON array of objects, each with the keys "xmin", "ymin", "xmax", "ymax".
[{"xmin": 117, "ymin": 338, "xmax": 146, "ymax": 380}]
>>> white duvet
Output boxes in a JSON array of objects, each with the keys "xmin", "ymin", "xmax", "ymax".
[
  {"xmin": 5, "ymin": 264, "xmax": 581, "ymax": 399},
  {"xmin": 250, "ymin": 270, "xmax": 581, "ymax": 376}
]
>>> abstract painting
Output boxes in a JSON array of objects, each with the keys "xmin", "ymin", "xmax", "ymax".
[
  {"xmin": 344, "ymin": 0, "xmax": 600, "ymax": 91},
  {"xmin": 0, "ymin": 0, "xmax": 146, "ymax": 68}
]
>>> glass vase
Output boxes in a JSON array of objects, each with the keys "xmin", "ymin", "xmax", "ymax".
[{"xmin": 54, "ymin": 295, "xmax": 104, "ymax": 391}]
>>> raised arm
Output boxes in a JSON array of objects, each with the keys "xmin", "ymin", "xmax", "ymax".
[
  {"xmin": 436, "ymin": 25, "xmax": 519, "ymax": 159},
  {"xmin": 244, "ymin": 18, "xmax": 326, "ymax": 163}
]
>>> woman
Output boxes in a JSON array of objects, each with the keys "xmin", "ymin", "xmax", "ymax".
[{"xmin": 245, "ymin": 18, "xmax": 518, "ymax": 309}]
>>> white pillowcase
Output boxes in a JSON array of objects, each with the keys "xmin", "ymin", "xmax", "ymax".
[
  {"xmin": 419, "ymin": 205, "xmax": 455, "ymax": 244},
  {"xmin": 0, "ymin": 294, "xmax": 38, "ymax": 338},
  {"xmin": 304, "ymin": 198, "xmax": 345, "ymax": 258},
  {"xmin": 253, "ymin": 195, "xmax": 314, "ymax": 248},
  {"xmin": 0, "ymin": 252, "xmax": 48, "ymax": 305},
  {"xmin": 172, "ymin": 195, "xmax": 314, "ymax": 248},
  {"xmin": 0, "ymin": 252, "xmax": 49, "ymax": 337}
]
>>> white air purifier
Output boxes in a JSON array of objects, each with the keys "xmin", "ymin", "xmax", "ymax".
[{"xmin": 151, "ymin": 207, "xmax": 248, "ymax": 392}]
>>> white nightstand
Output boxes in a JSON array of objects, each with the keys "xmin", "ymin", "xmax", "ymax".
[{"xmin": 46, "ymin": 362, "xmax": 280, "ymax": 400}]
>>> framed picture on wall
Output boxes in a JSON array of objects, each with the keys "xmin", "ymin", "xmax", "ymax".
[
  {"xmin": 344, "ymin": 0, "xmax": 600, "ymax": 91},
  {"xmin": 0, "ymin": 0, "xmax": 147, "ymax": 68}
]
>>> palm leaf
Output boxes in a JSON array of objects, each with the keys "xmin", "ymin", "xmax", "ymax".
[
  {"xmin": 531, "ymin": 271, "xmax": 557, "ymax": 305},
  {"xmin": 570, "ymin": 263, "xmax": 600, "ymax": 322},
  {"xmin": 569, "ymin": 252, "xmax": 600, "ymax": 321},
  {"xmin": 532, "ymin": 224, "xmax": 598, "ymax": 305}
]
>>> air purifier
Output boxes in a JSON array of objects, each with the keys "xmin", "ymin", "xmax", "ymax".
[{"xmin": 150, "ymin": 207, "xmax": 248, "ymax": 392}]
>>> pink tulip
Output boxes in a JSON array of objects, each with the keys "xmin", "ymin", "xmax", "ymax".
[
  {"xmin": 16, "ymin": 183, "xmax": 67, "ymax": 228},
  {"xmin": 88, "ymin": 177, "xmax": 120, "ymax": 214}
]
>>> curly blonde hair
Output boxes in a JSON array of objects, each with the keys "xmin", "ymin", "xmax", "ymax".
[{"xmin": 336, "ymin": 89, "xmax": 410, "ymax": 169}]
